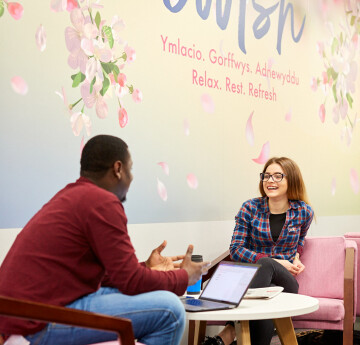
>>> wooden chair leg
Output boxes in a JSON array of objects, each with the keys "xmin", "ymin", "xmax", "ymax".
[
  {"xmin": 188, "ymin": 320, "xmax": 206, "ymax": 345},
  {"xmin": 273, "ymin": 317, "xmax": 297, "ymax": 345},
  {"xmin": 343, "ymin": 324, "xmax": 354, "ymax": 345},
  {"xmin": 235, "ymin": 320, "xmax": 251, "ymax": 345}
]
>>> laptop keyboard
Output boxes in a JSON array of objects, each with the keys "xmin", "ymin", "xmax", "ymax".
[
  {"xmin": 186, "ymin": 299, "xmax": 202, "ymax": 306},
  {"xmin": 184, "ymin": 298, "xmax": 231, "ymax": 310}
]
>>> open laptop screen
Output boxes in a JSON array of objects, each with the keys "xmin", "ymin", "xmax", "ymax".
[{"xmin": 200, "ymin": 261, "xmax": 259, "ymax": 305}]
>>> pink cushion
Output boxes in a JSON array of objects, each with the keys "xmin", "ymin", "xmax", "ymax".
[
  {"xmin": 295, "ymin": 237, "xmax": 345, "ymax": 299},
  {"xmin": 293, "ymin": 297, "xmax": 344, "ymax": 322}
]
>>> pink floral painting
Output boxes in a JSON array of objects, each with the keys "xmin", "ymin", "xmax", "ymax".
[{"xmin": 54, "ymin": 1, "xmax": 142, "ymax": 137}]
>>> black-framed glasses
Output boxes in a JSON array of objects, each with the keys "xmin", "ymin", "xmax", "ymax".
[{"xmin": 260, "ymin": 172, "xmax": 286, "ymax": 182}]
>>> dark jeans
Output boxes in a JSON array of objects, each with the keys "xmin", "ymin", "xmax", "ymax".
[{"xmin": 228, "ymin": 257, "xmax": 299, "ymax": 345}]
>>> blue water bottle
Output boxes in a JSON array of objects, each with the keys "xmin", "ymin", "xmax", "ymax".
[{"xmin": 186, "ymin": 255, "xmax": 203, "ymax": 295}]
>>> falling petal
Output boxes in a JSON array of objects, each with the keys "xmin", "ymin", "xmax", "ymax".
[
  {"xmin": 201, "ymin": 93, "xmax": 215, "ymax": 113},
  {"xmin": 187, "ymin": 173, "xmax": 198, "ymax": 189},
  {"xmin": 157, "ymin": 162, "xmax": 169, "ymax": 176},
  {"xmin": 245, "ymin": 111, "xmax": 255, "ymax": 146},
  {"xmin": 331, "ymin": 177, "xmax": 336, "ymax": 196},
  {"xmin": 35, "ymin": 24, "xmax": 46, "ymax": 52},
  {"xmin": 350, "ymin": 169, "xmax": 359, "ymax": 194},
  {"xmin": 157, "ymin": 178, "xmax": 168, "ymax": 201},
  {"xmin": 11, "ymin": 76, "xmax": 28, "ymax": 95},
  {"xmin": 7, "ymin": 2, "xmax": 23, "ymax": 20},
  {"xmin": 132, "ymin": 89, "xmax": 143, "ymax": 103},
  {"xmin": 318, "ymin": 104, "xmax": 325, "ymax": 123},
  {"xmin": 252, "ymin": 141, "xmax": 270, "ymax": 164},
  {"xmin": 50, "ymin": 0, "xmax": 67, "ymax": 12},
  {"xmin": 118, "ymin": 108, "xmax": 128, "ymax": 128},
  {"xmin": 80, "ymin": 136, "xmax": 85, "ymax": 154},
  {"xmin": 184, "ymin": 118, "xmax": 190, "ymax": 136},
  {"xmin": 285, "ymin": 109, "xmax": 292, "ymax": 122},
  {"xmin": 310, "ymin": 77, "xmax": 317, "ymax": 92}
]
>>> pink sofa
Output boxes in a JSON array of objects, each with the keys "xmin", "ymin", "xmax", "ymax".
[{"xmin": 292, "ymin": 236, "xmax": 357, "ymax": 345}]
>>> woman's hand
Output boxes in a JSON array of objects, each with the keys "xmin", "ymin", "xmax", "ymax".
[
  {"xmin": 273, "ymin": 258, "xmax": 302, "ymax": 276},
  {"xmin": 292, "ymin": 257, "xmax": 305, "ymax": 275}
]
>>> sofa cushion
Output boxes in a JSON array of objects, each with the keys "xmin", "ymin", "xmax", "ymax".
[
  {"xmin": 296, "ymin": 237, "xmax": 345, "ymax": 299},
  {"xmin": 292, "ymin": 297, "xmax": 344, "ymax": 322}
]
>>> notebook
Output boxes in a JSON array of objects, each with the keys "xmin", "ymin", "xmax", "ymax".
[{"xmin": 181, "ymin": 261, "xmax": 260, "ymax": 312}]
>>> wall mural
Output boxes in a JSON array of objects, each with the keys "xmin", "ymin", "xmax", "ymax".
[{"xmin": 0, "ymin": 0, "xmax": 359, "ymax": 227}]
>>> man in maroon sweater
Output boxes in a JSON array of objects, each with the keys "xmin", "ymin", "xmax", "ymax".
[{"xmin": 0, "ymin": 135, "xmax": 208, "ymax": 345}]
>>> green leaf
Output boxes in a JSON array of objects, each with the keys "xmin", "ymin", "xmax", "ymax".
[
  {"xmin": 332, "ymin": 84, "xmax": 338, "ymax": 103},
  {"xmin": 0, "ymin": 0, "xmax": 4, "ymax": 18},
  {"xmin": 71, "ymin": 72, "xmax": 86, "ymax": 88},
  {"xmin": 102, "ymin": 25, "xmax": 114, "ymax": 49},
  {"xmin": 100, "ymin": 76, "xmax": 110, "ymax": 96},
  {"xmin": 331, "ymin": 38, "xmax": 339, "ymax": 55},
  {"xmin": 90, "ymin": 77, "xmax": 96, "ymax": 94},
  {"xmin": 350, "ymin": 15, "xmax": 355, "ymax": 26},
  {"xmin": 95, "ymin": 11, "xmax": 101, "ymax": 29},
  {"xmin": 128, "ymin": 85, "xmax": 134, "ymax": 94},
  {"xmin": 113, "ymin": 65, "xmax": 120, "ymax": 81},
  {"xmin": 346, "ymin": 93, "xmax": 353, "ymax": 109},
  {"xmin": 327, "ymin": 67, "xmax": 338, "ymax": 81},
  {"xmin": 101, "ymin": 62, "xmax": 114, "ymax": 74}
]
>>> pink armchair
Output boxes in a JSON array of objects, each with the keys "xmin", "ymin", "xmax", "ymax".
[
  {"xmin": 292, "ymin": 236, "xmax": 357, "ymax": 345},
  {"xmin": 344, "ymin": 232, "xmax": 360, "ymax": 318}
]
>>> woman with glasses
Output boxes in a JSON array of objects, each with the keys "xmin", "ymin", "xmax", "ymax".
[{"xmin": 202, "ymin": 157, "xmax": 314, "ymax": 345}]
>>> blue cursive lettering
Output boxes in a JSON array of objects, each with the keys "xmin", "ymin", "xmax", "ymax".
[{"xmin": 163, "ymin": 0, "xmax": 306, "ymax": 55}]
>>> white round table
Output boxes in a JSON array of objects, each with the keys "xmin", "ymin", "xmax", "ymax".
[{"xmin": 187, "ymin": 292, "xmax": 319, "ymax": 345}]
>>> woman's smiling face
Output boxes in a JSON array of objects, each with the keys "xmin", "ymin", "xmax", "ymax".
[{"xmin": 263, "ymin": 163, "xmax": 288, "ymax": 201}]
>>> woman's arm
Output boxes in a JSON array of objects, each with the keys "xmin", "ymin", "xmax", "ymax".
[
  {"xmin": 229, "ymin": 202, "xmax": 267, "ymax": 263},
  {"xmin": 296, "ymin": 204, "xmax": 314, "ymax": 256}
]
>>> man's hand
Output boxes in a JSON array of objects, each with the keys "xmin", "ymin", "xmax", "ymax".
[
  {"xmin": 273, "ymin": 258, "xmax": 302, "ymax": 276},
  {"xmin": 145, "ymin": 240, "xmax": 185, "ymax": 271},
  {"xmin": 180, "ymin": 245, "xmax": 210, "ymax": 286}
]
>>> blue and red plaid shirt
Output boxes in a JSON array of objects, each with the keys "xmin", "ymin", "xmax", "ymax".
[{"xmin": 230, "ymin": 197, "xmax": 314, "ymax": 263}]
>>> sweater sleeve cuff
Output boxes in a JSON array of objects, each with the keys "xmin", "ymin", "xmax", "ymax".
[
  {"xmin": 297, "ymin": 246, "xmax": 303, "ymax": 256},
  {"xmin": 254, "ymin": 253, "xmax": 269, "ymax": 262},
  {"xmin": 175, "ymin": 269, "xmax": 189, "ymax": 296}
]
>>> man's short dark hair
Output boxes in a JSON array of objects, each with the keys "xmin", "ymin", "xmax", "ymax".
[{"xmin": 80, "ymin": 135, "xmax": 129, "ymax": 177}]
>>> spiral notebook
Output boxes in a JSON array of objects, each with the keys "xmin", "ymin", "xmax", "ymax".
[{"xmin": 182, "ymin": 261, "xmax": 260, "ymax": 312}]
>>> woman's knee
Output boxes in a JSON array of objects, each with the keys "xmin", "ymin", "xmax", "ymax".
[{"xmin": 256, "ymin": 257, "xmax": 275, "ymax": 270}]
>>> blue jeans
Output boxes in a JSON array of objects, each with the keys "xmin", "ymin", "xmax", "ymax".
[{"xmin": 25, "ymin": 287, "xmax": 185, "ymax": 345}]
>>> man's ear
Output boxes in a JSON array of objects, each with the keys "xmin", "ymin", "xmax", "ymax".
[{"xmin": 113, "ymin": 161, "xmax": 123, "ymax": 180}]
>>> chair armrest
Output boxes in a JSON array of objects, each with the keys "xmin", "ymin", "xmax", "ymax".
[
  {"xmin": 201, "ymin": 250, "xmax": 230, "ymax": 286},
  {"xmin": 0, "ymin": 295, "xmax": 134, "ymax": 345},
  {"xmin": 343, "ymin": 243, "xmax": 355, "ymax": 340}
]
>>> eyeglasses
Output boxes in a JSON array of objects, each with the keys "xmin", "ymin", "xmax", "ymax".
[{"xmin": 260, "ymin": 172, "xmax": 286, "ymax": 182}]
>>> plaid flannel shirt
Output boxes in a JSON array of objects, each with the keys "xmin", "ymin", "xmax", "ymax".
[{"xmin": 230, "ymin": 197, "xmax": 314, "ymax": 263}]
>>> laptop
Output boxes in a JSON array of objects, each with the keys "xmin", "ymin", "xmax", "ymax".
[{"xmin": 181, "ymin": 261, "xmax": 260, "ymax": 312}]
